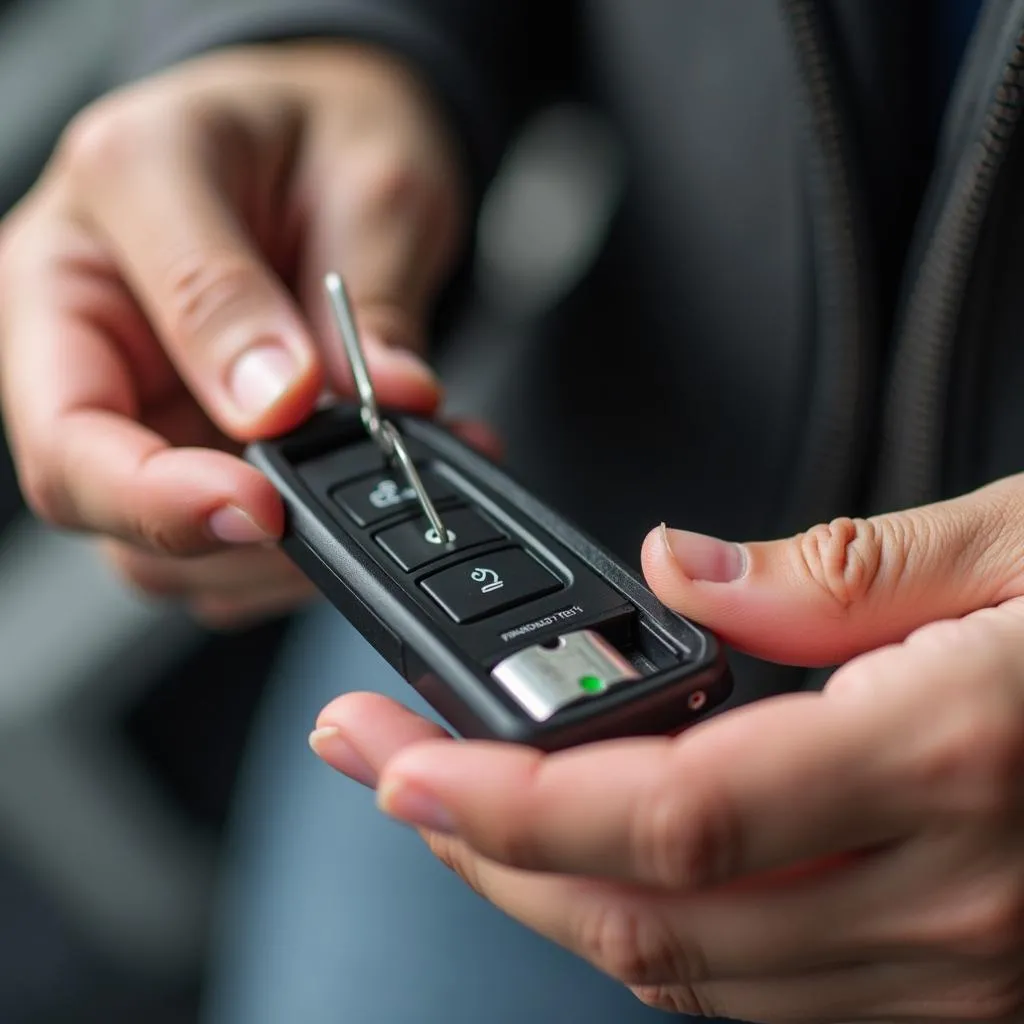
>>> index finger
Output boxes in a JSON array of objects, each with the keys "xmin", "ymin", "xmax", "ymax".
[
  {"xmin": 375, "ymin": 687, "xmax": 913, "ymax": 889},
  {"xmin": 0, "ymin": 208, "xmax": 282, "ymax": 552},
  {"xmin": 64, "ymin": 108, "xmax": 323, "ymax": 441}
]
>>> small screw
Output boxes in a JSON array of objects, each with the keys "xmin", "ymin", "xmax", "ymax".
[{"xmin": 687, "ymin": 690, "xmax": 708, "ymax": 712}]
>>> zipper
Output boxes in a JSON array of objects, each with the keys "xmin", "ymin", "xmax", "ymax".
[
  {"xmin": 873, "ymin": 8, "xmax": 1024, "ymax": 512},
  {"xmin": 779, "ymin": 0, "xmax": 874, "ymax": 532}
]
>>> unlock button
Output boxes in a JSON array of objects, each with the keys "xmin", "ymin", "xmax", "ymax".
[{"xmin": 421, "ymin": 548, "xmax": 562, "ymax": 624}]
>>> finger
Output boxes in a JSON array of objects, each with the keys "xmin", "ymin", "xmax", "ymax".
[
  {"xmin": 421, "ymin": 839, "xmax": 897, "ymax": 982},
  {"xmin": 640, "ymin": 474, "xmax": 1024, "ymax": 665},
  {"xmin": 189, "ymin": 581, "xmax": 316, "ymax": 630},
  {"xmin": 67, "ymin": 118, "xmax": 325, "ymax": 441},
  {"xmin": 1, "ymin": 259, "xmax": 281, "ymax": 551},
  {"xmin": 418, "ymin": 834, "xmax": 1004, "ymax": 1021},
  {"xmin": 311, "ymin": 693, "xmax": 451, "ymax": 790},
  {"xmin": 297, "ymin": 119, "xmax": 457, "ymax": 406},
  {"xmin": 446, "ymin": 418, "xmax": 505, "ymax": 462},
  {"xmin": 378, "ymin": 607, "xmax": 1024, "ymax": 889},
  {"xmin": 62, "ymin": 419, "xmax": 282, "ymax": 553},
  {"xmin": 0, "ymin": 188, "xmax": 294, "ymax": 552},
  {"xmin": 103, "ymin": 541, "xmax": 308, "ymax": 597},
  {"xmin": 371, "ymin": 690, "xmax": 913, "ymax": 888},
  {"xmin": 627, "ymin": 958, "xmax": 1001, "ymax": 1023}
]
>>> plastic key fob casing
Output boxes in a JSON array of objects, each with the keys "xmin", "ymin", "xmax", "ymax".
[{"xmin": 246, "ymin": 405, "xmax": 732, "ymax": 750}]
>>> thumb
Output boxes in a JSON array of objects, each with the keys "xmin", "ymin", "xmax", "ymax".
[{"xmin": 641, "ymin": 476, "xmax": 1024, "ymax": 666}]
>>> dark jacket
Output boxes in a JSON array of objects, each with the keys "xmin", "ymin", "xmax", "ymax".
[{"xmin": 118, "ymin": 0, "xmax": 1024, "ymax": 701}]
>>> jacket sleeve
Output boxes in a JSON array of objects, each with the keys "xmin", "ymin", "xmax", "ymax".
[{"xmin": 114, "ymin": 0, "xmax": 573, "ymax": 195}]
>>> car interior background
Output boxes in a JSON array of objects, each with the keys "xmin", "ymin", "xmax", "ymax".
[{"xmin": 0, "ymin": 0, "xmax": 623, "ymax": 1019}]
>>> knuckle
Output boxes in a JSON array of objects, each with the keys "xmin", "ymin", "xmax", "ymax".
[
  {"xmin": 124, "ymin": 507, "xmax": 197, "ymax": 558},
  {"xmin": 56, "ymin": 97, "xmax": 153, "ymax": 180},
  {"xmin": 913, "ymin": 698, "xmax": 1024, "ymax": 821},
  {"xmin": 634, "ymin": 777, "xmax": 737, "ymax": 888},
  {"xmin": 19, "ymin": 462, "xmax": 71, "ymax": 527},
  {"xmin": 942, "ymin": 882, "xmax": 1024, "ymax": 960},
  {"xmin": 632, "ymin": 984, "xmax": 717, "ymax": 1017},
  {"xmin": 472, "ymin": 759, "xmax": 544, "ymax": 870},
  {"xmin": 966, "ymin": 484, "xmax": 1024, "ymax": 589},
  {"xmin": 352, "ymin": 148, "xmax": 427, "ymax": 216},
  {"xmin": 487, "ymin": 819, "xmax": 543, "ymax": 872},
  {"xmin": 941, "ymin": 968, "xmax": 1024, "ymax": 1022},
  {"xmin": 823, "ymin": 655, "xmax": 887, "ymax": 700},
  {"xmin": 422, "ymin": 834, "xmax": 484, "ymax": 896},
  {"xmin": 795, "ymin": 516, "xmax": 886, "ymax": 611},
  {"xmin": 579, "ymin": 902, "xmax": 687, "ymax": 986},
  {"xmin": 162, "ymin": 251, "xmax": 267, "ymax": 346},
  {"xmin": 347, "ymin": 141, "xmax": 461, "ymax": 260},
  {"xmin": 906, "ymin": 615, "xmax": 969, "ymax": 652}
]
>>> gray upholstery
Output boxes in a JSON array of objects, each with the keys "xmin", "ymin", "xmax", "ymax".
[
  {"xmin": 0, "ymin": 0, "xmax": 216, "ymax": 988},
  {"xmin": 0, "ymin": 0, "xmax": 118, "ymax": 211}
]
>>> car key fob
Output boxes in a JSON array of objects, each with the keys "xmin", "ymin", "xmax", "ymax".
[{"xmin": 244, "ymin": 276, "xmax": 732, "ymax": 750}]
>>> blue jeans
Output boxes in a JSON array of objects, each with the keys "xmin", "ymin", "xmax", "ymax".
[{"xmin": 201, "ymin": 605, "xmax": 706, "ymax": 1023}]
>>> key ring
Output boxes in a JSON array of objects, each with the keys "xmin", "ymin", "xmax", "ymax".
[{"xmin": 325, "ymin": 273, "xmax": 451, "ymax": 544}]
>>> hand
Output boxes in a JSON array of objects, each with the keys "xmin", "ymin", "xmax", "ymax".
[
  {"xmin": 312, "ymin": 476, "xmax": 1024, "ymax": 1022},
  {"xmin": 0, "ymin": 43, "xmax": 466, "ymax": 626}
]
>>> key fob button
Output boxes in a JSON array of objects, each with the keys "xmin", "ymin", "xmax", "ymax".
[
  {"xmin": 376, "ymin": 507, "xmax": 505, "ymax": 572},
  {"xmin": 332, "ymin": 469, "xmax": 455, "ymax": 527},
  {"xmin": 420, "ymin": 548, "xmax": 562, "ymax": 624}
]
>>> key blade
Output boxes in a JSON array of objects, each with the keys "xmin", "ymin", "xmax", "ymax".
[
  {"xmin": 323, "ymin": 271, "xmax": 451, "ymax": 545},
  {"xmin": 325, "ymin": 273, "xmax": 381, "ymax": 438},
  {"xmin": 382, "ymin": 423, "xmax": 452, "ymax": 544}
]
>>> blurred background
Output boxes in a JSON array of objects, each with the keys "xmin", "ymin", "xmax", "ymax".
[{"xmin": 0, "ymin": 0, "xmax": 622, "ymax": 1018}]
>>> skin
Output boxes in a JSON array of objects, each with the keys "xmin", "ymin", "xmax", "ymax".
[
  {"xmin": 314, "ymin": 481, "xmax": 1024, "ymax": 1022},
  {"xmin": 0, "ymin": 42, "xmax": 480, "ymax": 627},
  {"xmin": 3, "ymin": 39, "xmax": 1023, "ymax": 1024}
]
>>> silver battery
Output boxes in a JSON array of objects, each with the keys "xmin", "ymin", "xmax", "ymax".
[{"xmin": 491, "ymin": 630, "xmax": 641, "ymax": 722}]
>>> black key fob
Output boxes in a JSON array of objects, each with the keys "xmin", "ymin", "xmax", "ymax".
[{"xmin": 245, "ymin": 404, "xmax": 732, "ymax": 750}]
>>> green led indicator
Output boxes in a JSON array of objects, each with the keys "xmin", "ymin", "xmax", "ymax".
[{"xmin": 578, "ymin": 675, "xmax": 606, "ymax": 695}]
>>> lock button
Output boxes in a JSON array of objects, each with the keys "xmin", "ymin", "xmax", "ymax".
[
  {"xmin": 332, "ymin": 469, "xmax": 455, "ymax": 527},
  {"xmin": 420, "ymin": 548, "xmax": 562, "ymax": 624}
]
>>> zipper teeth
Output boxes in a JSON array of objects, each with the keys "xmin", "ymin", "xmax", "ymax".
[
  {"xmin": 781, "ymin": 0, "xmax": 871, "ymax": 530},
  {"xmin": 878, "ymin": 35, "xmax": 1024, "ymax": 511}
]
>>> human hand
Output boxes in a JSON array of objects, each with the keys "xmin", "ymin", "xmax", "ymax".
[
  {"xmin": 0, "ymin": 42, "xmax": 466, "ymax": 626},
  {"xmin": 313, "ymin": 476, "xmax": 1024, "ymax": 1021}
]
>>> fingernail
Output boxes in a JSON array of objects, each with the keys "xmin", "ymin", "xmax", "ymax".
[
  {"xmin": 661, "ymin": 524, "xmax": 747, "ymax": 583},
  {"xmin": 229, "ymin": 343, "xmax": 299, "ymax": 415},
  {"xmin": 208, "ymin": 505, "xmax": 271, "ymax": 545},
  {"xmin": 377, "ymin": 779, "xmax": 456, "ymax": 835},
  {"xmin": 308, "ymin": 727, "xmax": 378, "ymax": 789}
]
